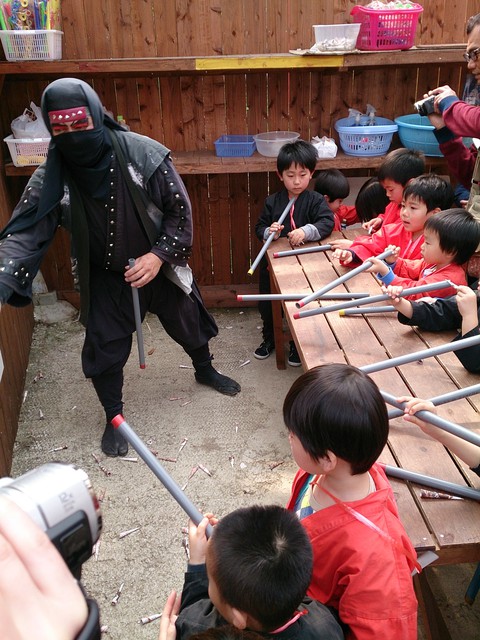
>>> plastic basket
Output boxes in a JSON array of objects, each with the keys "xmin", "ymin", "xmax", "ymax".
[
  {"xmin": 350, "ymin": 4, "xmax": 423, "ymax": 51},
  {"xmin": 334, "ymin": 116, "xmax": 397, "ymax": 157},
  {"xmin": 312, "ymin": 23, "xmax": 361, "ymax": 51},
  {"xmin": 394, "ymin": 114, "xmax": 443, "ymax": 157},
  {"xmin": 4, "ymin": 135, "xmax": 50, "ymax": 167},
  {"xmin": 214, "ymin": 135, "xmax": 256, "ymax": 157},
  {"xmin": 0, "ymin": 30, "xmax": 63, "ymax": 61}
]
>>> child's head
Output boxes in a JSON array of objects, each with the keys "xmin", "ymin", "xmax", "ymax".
[
  {"xmin": 276, "ymin": 140, "xmax": 317, "ymax": 198},
  {"xmin": 423, "ymin": 208, "xmax": 480, "ymax": 265},
  {"xmin": 283, "ymin": 363, "xmax": 388, "ymax": 476},
  {"xmin": 400, "ymin": 174, "xmax": 454, "ymax": 237},
  {"xmin": 314, "ymin": 169, "xmax": 350, "ymax": 213},
  {"xmin": 403, "ymin": 174, "xmax": 454, "ymax": 213},
  {"xmin": 206, "ymin": 504, "xmax": 313, "ymax": 632},
  {"xmin": 354, "ymin": 177, "xmax": 389, "ymax": 222},
  {"xmin": 377, "ymin": 148, "xmax": 426, "ymax": 204}
]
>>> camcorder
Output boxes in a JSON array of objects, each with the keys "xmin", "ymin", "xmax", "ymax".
[
  {"xmin": 0, "ymin": 462, "xmax": 102, "ymax": 579},
  {"xmin": 413, "ymin": 95, "xmax": 436, "ymax": 116}
]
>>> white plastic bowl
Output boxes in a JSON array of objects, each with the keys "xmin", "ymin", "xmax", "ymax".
[
  {"xmin": 312, "ymin": 23, "xmax": 361, "ymax": 51},
  {"xmin": 253, "ymin": 131, "xmax": 300, "ymax": 157}
]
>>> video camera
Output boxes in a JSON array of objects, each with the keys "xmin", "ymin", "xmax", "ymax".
[{"xmin": 0, "ymin": 462, "xmax": 102, "ymax": 578}]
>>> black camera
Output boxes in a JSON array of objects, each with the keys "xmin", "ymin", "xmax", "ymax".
[
  {"xmin": 414, "ymin": 96, "xmax": 436, "ymax": 116},
  {"xmin": 0, "ymin": 463, "xmax": 102, "ymax": 578}
]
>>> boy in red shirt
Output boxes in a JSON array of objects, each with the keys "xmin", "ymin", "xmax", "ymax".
[
  {"xmin": 332, "ymin": 174, "xmax": 454, "ymax": 267},
  {"xmin": 314, "ymin": 171, "xmax": 389, "ymax": 231},
  {"xmin": 367, "ymin": 208, "xmax": 480, "ymax": 299},
  {"xmin": 364, "ymin": 147, "xmax": 426, "ymax": 231}
]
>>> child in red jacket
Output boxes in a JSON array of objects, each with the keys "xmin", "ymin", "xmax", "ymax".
[
  {"xmin": 367, "ymin": 208, "xmax": 480, "ymax": 300},
  {"xmin": 284, "ymin": 364, "xmax": 419, "ymax": 640},
  {"xmin": 332, "ymin": 174, "xmax": 454, "ymax": 267},
  {"xmin": 314, "ymin": 171, "xmax": 389, "ymax": 231},
  {"xmin": 364, "ymin": 147, "xmax": 426, "ymax": 232}
]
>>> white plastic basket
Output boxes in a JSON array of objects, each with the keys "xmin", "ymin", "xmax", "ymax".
[
  {"xmin": 0, "ymin": 30, "xmax": 63, "ymax": 61},
  {"xmin": 4, "ymin": 135, "xmax": 50, "ymax": 167},
  {"xmin": 312, "ymin": 24, "xmax": 361, "ymax": 51}
]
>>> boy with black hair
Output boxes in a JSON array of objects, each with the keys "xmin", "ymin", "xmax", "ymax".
[
  {"xmin": 367, "ymin": 208, "xmax": 480, "ymax": 299},
  {"xmin": 366, "ymin": 147, "xmax": 426, "ymax": 231},
  {"xmin": 284, "ymin": 363, "xmax": 419, "ymax": 640},
  {"xmin": 314, "ymin": 173, "xmax": 390, "ymax": 231},
  {"xmin": 172, "ymin": 505, "xmax": 344, "ymax": 639},
  {"xmin": 254, "ymin": 140, "xmax": 334, "ymax": 365},
  {"xmin": 332, "ymin": 173, "xmax": 454, "ymax": 266},
  {"xmin": 314, "ymin": 169, "xmax": 357, "ymax": 230},
  {"xmin": 351, "ymin": 177, "xmax": 389, "ymax": 224}
]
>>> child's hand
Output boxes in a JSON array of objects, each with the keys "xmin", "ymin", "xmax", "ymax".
[
  {"xmin": 456, "ymin": 285, "xmax": 477, "ymax": 317},
  {"xmin": 362, "ymin": 217, "xmax": 382, "ymax": 233},
  {"xmin": 456, "ymin": 285, "xmax": 479, "ymax": 335},
  {"xmin": 158, "ymin": 590, "xmax": 181, "ymax": 640},
  {"xmin": 384, "ymin": 245, "xmax": 400, "ymax": 264},
  {"xmin": 383, "ymin": 284, "xmax": 403, "ymax": 304},
  {"xmin": 398, "ymin": 396, "xmax": 439, "ymax": 439},
  {"xmin": 332, "ymin": 248, "xmax": 353, "ymax": 265},
  {"xmin": 365, "ymin": 256, "xmax": 389, "ymax": 276},
  {"xmin": 188, "ymin": 513, "xmax": 218, "ymax": 565},
  {"xmin": 330, "ymin": 238, "xmax": 353, "ymax": 251},
  {"xmin": 268, "ymin": 222, "xmax": 284, "ymax": 240},
  {"xmin": 287, "ymin": 228, "xmax": 306, "ymax": 247}
]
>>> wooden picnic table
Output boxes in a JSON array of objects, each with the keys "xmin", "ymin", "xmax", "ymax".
[{"xmin": 266, "ymin": 231, "xmax": 480, "ymax": 640}]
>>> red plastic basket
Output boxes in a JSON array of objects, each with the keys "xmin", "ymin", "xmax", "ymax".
[{"xmin": 351, "ymin": 3, "xmax": 423, "ymax": 51}]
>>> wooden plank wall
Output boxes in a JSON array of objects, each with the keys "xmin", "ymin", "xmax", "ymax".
[
  {"xmin": 0, "ymin": 171, "xmax": 34, "ymax": 476},
  {"xmin": 0, "ymin": 0, "xmax": 476, "ymax": 474},
  {"xmin": 0, "ymin": 1, "xmax": 475, "ymax": 299}
]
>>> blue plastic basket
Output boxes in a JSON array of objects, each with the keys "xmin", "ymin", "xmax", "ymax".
[
  {"xmin": 394, "ymin": 114, "xmax": 443, "ymax": 157},
  {"xmin": 214, "ymin": 135, "xmax": 256, "ymax": 157},
  {"xmin": 334, "ymin": 116, "xmax": 397, "ymax": 157}
]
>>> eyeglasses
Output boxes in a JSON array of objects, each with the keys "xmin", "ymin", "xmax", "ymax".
[{"xmin": 463, "ymin": 47, "xmax": 480, "ymax": 63}]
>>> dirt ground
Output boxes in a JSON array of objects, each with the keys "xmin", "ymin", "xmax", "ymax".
[{"xmin": 8, "ymin": 305, "xmax": 480, "ymax": 639}]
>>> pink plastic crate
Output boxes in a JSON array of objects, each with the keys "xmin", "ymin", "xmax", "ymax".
[{"xmin": 351, "ymin": 3, "xmax": 423, "ymax": 51}]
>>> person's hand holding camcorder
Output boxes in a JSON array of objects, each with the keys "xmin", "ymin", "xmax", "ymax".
[{"xmin": 0, "ymin": 496, "xmax": 88, "ymax": 640}]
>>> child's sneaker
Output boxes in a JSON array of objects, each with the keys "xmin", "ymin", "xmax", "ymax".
[
  {"xmin": 254, "ymin": 340, "xmax": 275, "ymax": 360},
  {"xmin": 288, "ymin": 342, "xmax": 301, "ymax": 367}
]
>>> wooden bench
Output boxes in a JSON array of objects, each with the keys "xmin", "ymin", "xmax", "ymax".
[{"xmin": 266, "ymin": 231, "xmax": 480, "ymax": 640}]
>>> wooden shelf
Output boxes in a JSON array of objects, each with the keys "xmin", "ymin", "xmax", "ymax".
[
  {"xmin": 5, "ymin": 150, "xmax": 448, "ymax": 177},
  {"xmin": 0, "ymin": 47, "xmax": 465, "ymax": 78}
]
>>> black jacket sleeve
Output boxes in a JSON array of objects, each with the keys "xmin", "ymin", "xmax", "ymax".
[
  {"xmin": 452, "ymin": 326, "xmax": 480, "ymax": 373},
  {"xmin": 397, "ymin": 296, "xmax": 464, "ymax": 332}
]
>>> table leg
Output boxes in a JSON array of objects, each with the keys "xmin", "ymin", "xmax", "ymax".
[
  {"xmin": 269, "ymin": 270, "xmax": 286, "ymax": 370},
  {"xmin": 414, "ymin": 569, "xmax": 452, "ymax": 640}
]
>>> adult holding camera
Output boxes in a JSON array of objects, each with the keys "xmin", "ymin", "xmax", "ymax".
[
  {"xmin": 0, "ymin": 495, "xmax": 97, "ymax": 640},
  {"xmin": 0, "ymin": 78, "xmax": 241, "ymax": 458},
  {"xmin": 424, "ymin": 13, "xmax": 480, "ymax": 225}
]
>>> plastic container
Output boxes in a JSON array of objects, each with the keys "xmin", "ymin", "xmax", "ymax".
[
  {"xmin": 334, "ymin": 117, "xmax": 397, "ymax": 157},
  {"xmin": 4, "ymin": 135, "xmax": 50, "ymax": 167},
  {"xmin": 312, "ymin": 23, "xmax": 361, "ymax": 51},
  {"xmin": 0, "ymin": 30, "xmax": 63, "ymax": 61},
  {"xmin": 350, "ymin": 3, "xmax": 423, "ymax": 51},
  {"xmin": 394, "ymin": 114, "xmax": 443, "ymax": 157},
  {"xmin": 253, "ymin": 131, "xmax": 300, "ymax": 157},
  {"xmin": 214, "ymin": 135, "xmax": 256, "ymax": 157}
]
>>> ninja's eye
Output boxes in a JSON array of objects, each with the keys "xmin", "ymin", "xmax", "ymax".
[{"xmin": 70, "ymin": 117, "xmax": 89, "ymax": 129}]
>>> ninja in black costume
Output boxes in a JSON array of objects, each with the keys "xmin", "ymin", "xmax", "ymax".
[{"xmin": 0, "ymin": 78, "xmax": 240, "ymax": 457}]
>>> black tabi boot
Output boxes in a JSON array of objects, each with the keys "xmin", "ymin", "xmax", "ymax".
[
  {"xmin": 191, "ymin": 350, "xmax": 241, "ymax": 396},
  {"xmin": 91, "ymin": 372, "xmax": 129, "ymax": 457},
  {"xmin": 101, "ymin": 423, "xmax": 129, "ymax": 457}
]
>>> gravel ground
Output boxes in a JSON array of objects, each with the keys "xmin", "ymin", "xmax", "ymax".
[{"xmin": 8, "ymin": 305, "xmax": 480, "ymax": 639}]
